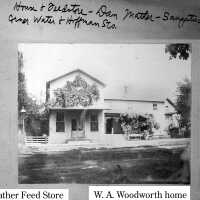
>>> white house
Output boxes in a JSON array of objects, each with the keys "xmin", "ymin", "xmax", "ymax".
[{"xmin": 46, "ymin": 69, "xmax": 175, "ymax": 144}]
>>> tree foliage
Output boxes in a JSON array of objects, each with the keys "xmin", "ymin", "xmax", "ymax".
[
  {"xmin": 49, "ymin": 75, "xmax": 100, "ymax": 108},
  {"xmin": 165, "ymin": 44, "xmax": 191, "ymax": 60},
  {"xmin": 18, "ymin": 51, "xmax": 49, "ymax": 135},
  {"xmin": 18, "ymin": 52, "xmax": 42, "ymax": 115},
  {"xmin": 18, "ymin": 51, "xmax": 28, "ymax": 112},
  {"xmin": 176, "ymin": 78, "xmax": 191, "ymax": 130}
]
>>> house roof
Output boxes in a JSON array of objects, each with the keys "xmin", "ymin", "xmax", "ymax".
[
  {"xmin": 47, "ymin": 69, "xmax": 106, "ymax": 87},
  {"xmin": 49, "ymin": 106, "xmax": 110, "ymax": 110},
  {"xmin": 103, "ymin": 85, "xmax": 167, "ymax": 102},
  {"xmin": 46, "ymin": 69, "xmax": 169, "ymax": 103},
  {"xmin": 104, "ymin": 98, "xmax": 165, "ymax": 104}
]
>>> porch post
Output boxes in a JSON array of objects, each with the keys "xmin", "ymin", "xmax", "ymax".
[
  {"xmin": 20, "ymin": 107, "xmax": 26, "ymax": 145},
  {"xmin": 80, "ymin": 109, "xmax": 87, "ymax": 137},
  {"xmin": 102, "ymin": 110, "xmax": 105, "ymax": 134}
]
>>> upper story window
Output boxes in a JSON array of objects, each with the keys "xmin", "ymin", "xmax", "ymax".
[
  {"xmin": 56, "ymin": 111, "xmax": 65, "ymax": 132},
  {"xmin": 90, "ymin": 114, "xmax": 98, "ymax": 132},
  {"xmin": 153, "ymin": 103, "xmax": 158, "ymax": 110}
]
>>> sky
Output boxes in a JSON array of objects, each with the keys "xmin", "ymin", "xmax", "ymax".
[{"xmin": 18, "ymin": 43, "xmax": 191, "ymax": 103}]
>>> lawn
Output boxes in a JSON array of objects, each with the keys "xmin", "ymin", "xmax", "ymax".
[{"xmin": 18, "ymin": 146, "xmax": 190, "ymax": 184}]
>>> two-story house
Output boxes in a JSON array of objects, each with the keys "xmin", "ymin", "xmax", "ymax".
[{"xmin": 46, "ymin": 69, "xmax": 173, "ymax": 144}]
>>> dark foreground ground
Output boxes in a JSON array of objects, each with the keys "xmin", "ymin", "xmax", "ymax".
[{"xmin": 18, "ymin": 146, "xmax": 190, "ymax": 184}]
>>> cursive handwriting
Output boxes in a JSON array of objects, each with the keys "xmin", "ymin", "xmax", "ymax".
[
  {"xmin": 123, "ymin": 9, "xmax": 200, "ymax": 28},
  {"xmin": 58, "ymin": 15, "xmax": 116, "ymax": 29},
  {"xmin": 47, "ymin": 2, "xmax": 88, "ymax": 16},
  {"xmin": 8, "ymin": 14, "xmax": 29, "ymax": 25},
  {"xmin": 33, "ymin": 15, "xmax": 55, "ymax": 24},
  {"xmin": 60, "ymin": 15, "xmax": 99, "ymax": 28},
  {"xmin": 13, "ymin": 1, "xmax": 37, "ymax": 12},
  {"xmin": 123, "ymin": 9, "xmax": 154, "ymax": 21},
  {"xmin": 162, "ymin": 11, "xmax": 200, "ymax": 28},
  {"xmin": 8, "ymin": 1, "xmax": 200, "ymax": 30},
  {"xmin": 96, "ymin": 5, "xmax": 118, "ymax": 20}
]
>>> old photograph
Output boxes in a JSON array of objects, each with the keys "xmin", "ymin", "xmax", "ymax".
[{"xmin": 18, "ymin": 43, "xmax": 191, "ymax": 184}]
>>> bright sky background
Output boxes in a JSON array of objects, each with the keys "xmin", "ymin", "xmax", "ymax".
[{"xmin": 18, "ymin": 44, "xmax": 191, "ymax": 103}]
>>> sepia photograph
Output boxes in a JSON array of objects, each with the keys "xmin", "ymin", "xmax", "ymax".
[{"xmin": 18, "ymin": 43, "xmax": 191, "ymax": 184}]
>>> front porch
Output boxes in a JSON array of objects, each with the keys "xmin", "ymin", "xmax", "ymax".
[{"xmin": 48, "ymin": 108, "xmax": 105, "ymax": 144}]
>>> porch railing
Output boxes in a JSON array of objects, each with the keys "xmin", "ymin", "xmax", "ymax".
[{"xmin": 25, "ymin": 136, "xmax": 48, "ymax": 144}]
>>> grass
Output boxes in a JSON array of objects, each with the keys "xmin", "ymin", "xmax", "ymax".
[{"xmin": 18, "ymin": 146, "xmax": 190, "ymax": 184}]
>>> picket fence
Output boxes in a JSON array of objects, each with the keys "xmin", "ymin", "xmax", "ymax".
[{"xmin": 25, "ymin": 136, "xmax": 48, "ymax": 144}]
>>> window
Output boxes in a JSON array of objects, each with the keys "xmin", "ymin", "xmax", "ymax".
[
  {"xmin": 106, "ymin": 118, "xmax": 113, "ymax": 134},
  {"xmin": 105, "ymin": 117, "xmax": 123, "ymax": 134},
  {"xmin": 90, "ymin": 114, "xmax": 98, "ymax": 131},
  {"xmin": 153, "ymin": 103, "xmax": 158, "ymax": 110},
  {"xmin": 56, "ymin": 111, "xmax": 65, "ymax": 132}
]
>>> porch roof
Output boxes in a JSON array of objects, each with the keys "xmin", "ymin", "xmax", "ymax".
[
  {"xmin": 105, "ymin": 109, "xmax": 152, "ymax": 118},
  {"xmin": 49, "ymin": 106, "xmax": 111, "ymax": 110}
]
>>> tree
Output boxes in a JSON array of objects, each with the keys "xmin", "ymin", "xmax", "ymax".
[
  {"xmin": 175, "ymin": 78, "xmax": 191, "ymax": 136},
  {"xmin": 18, "ymin": 52, "xmax": 41, "ymax": 114},
  {"xmin": 18, "ymin": 51, "xmax": 28, "ymax": 112},
  {"xmin": 165, "ymin": 44, "xmax": 191, "ymax": 60},
  {"xmin": 18, "ymin": 51, "xmax": 49, "ymax": 135},
  {"xmin": 165, "ymin": 44, "xmax": 191, "ymax": 137}
]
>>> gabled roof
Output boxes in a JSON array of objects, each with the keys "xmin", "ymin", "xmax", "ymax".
[{"xmin": 47, "ymin": 69, "xmax": 106, "ymax": 87}]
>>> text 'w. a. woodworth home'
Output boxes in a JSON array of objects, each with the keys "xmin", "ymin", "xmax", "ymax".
[{"xmin": 46, "ymin": 69, "xmax": 175, "ymax": 145}]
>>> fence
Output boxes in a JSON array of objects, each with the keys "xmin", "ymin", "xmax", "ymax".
[{"xmin": 25, "ymin": 136, "xmax": 49, "ymax": 144}]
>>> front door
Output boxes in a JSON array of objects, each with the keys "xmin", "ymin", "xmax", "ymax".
[{"xmin": 71, "ymin": 118, "xmax": 85, "ymax": 139}]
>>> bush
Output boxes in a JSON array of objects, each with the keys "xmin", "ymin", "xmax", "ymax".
[{"xmin": 168, "ymin": 127, "xmax": 179, "ymax": 138}]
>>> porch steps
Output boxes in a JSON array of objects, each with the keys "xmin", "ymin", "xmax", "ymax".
[
  {"xmin": 65, "ymin": 138, "xmax": 93, "ymax": 145},
  {"xmin": 152, "ymin": 133, "xmax": 170, "ymax": 140}
]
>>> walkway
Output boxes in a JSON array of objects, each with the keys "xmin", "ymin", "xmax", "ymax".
[{"xmin": 19, "ymin": 138, "xmax": 190, "ymax": 154}]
